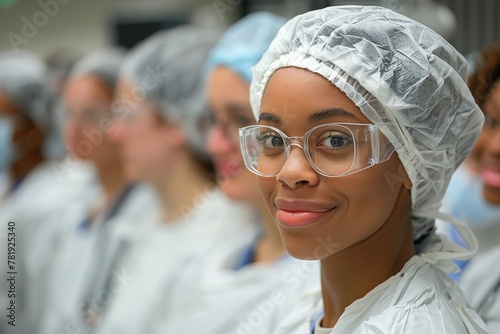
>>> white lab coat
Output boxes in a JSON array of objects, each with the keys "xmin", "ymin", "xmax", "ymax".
[
  {"xmin": 150, "ymin": 224, "xmax": 320, "ymax": 334},
  {"xmin": 272, "ymin": 255, "xmax": 489, "ymax": 334},
  {"xmin": 0, "ymin": 161, "xmax": 100, "ymax": 334},
  {"xmin": 38, "ymin": 183, "xmax": 160, "ymax": 334},
  {"xmin": 460, "ymin": 245, "xmax": 500, "ymax": 334},
  {"xmin": 92, "ymin": 189, "xmax": 258, "ymax": 334}
]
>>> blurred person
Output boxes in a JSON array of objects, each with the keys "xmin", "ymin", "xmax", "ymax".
[
  {"xmin": 240, "ymin": 6, "xmax": 489, "ymax": 333},
  {"xmin": 44, "ymin": 48, "xmax": 84, "ymax": 160},
  {"xmin": 151, "ymin": 13, "xmax": 320, "ymax": 334},
  {"xmin": 39, "ymin": 47, "xmax": 160, "ymax": 334},
  {"xmin": 440, "ymin": 45, "xmax": 500, "ymax": 282},
  {"xmin": 91, "ymin": 25, "xmax": 256, "ymax": 334},
  {"xmin": 0, "ymin": 50, "xmax": 102, "ymax": 334},
  {"xmin": 0, "ymin": 51, "xmax": 51, "ymax": 198},
  {"xmin": 459, "ymin": 43, "xmax": 500, "ymax": 333}
]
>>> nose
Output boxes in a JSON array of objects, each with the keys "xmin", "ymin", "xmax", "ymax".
[
  {"xmin": 276, "ymin": 145, "xmax": 319, "ymax": 188},
  {"xmin": 206, "ymin": 124, "xmax": 237, "ymax": 156}
]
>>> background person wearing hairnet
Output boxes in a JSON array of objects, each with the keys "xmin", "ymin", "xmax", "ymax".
[
  {"xmin": 439, "ymin": 46, "xmax": 500, "ymax": 282},
  {"xmin": 0, "ymin": 51, "xmax": 100, "ymax": 334},
  {"xmin": 239, "ymin": 6, "xmax": 489, "ymax": 333},
  {"xmin": 90, "ymin": 25, "xmax": 256, "ymax": 334},
  {"xmin": 151, "ymin": 12, "xmax": 319, "ymax": 334},
  {"xmin": 39, "ymin": 47, "xmax": 160, "ymax": 334},
  {"xmin": 457, "ymin": 43, "xmax": 500, "ymax": 333}
]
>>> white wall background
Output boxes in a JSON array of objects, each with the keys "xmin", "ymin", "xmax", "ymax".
[{"xmin": 0, "ymin": 0, "xmax": 228, "ymax": 58}]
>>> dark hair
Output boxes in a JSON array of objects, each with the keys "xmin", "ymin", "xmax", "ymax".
[{"xmin": 468, "ymin": 44, "xmax": 500, "ymax": 109}]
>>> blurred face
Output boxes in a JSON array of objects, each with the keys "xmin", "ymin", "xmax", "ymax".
[
  {"xmin": 257, "ymin": 68, "xmax": 410, "ymax": 260},
  {"xmin": 111, "ymin": 80, "xmax": 184, "ymax": 183},
  {"xmin": 0, "ymin": 89, "xmax": 44, "ymax": 168},
  {"xmin": 205, "ymin": 66, "xmax": 261, "ymax": 202},
  {"xmin": 479, "ymin": 82, "xmax": 500, "ymax": 204},
  {"xmin": 63, "ymin": 75, "xmax": 120, "ymax": 165}
]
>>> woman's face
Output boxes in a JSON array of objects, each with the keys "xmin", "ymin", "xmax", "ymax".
[
  {"xmin": 479, "ymin": 82, "xmax": 500, "ymax": 204},
  {"xmin": 257, "ymin": 67, "xmax": 410, "ymax": 260},
  {"xmin": 0, "ymin": 90, "xmax": 43, "ymax": 170},
  {"xmin": 63, "ymin": 74, "xmax": 120, "ymax": 165},
  {"xmin": 206, "ymin": 66, "xmax": 261, "ymax": 202},
  {"xmin": 111, "ymin": 80, "xmax": 184, "ymax": 183}
]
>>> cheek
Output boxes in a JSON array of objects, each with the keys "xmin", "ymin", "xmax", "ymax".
[
  {"xmin": 346, "ymin": 170, "xmax": 401, "ymax": 230},
  {"xmin": 257, "ymin": 177, "xmax": 275, "ymax": 203},
  {"xmin": 218, "ymin": 169, "xmax": 261, "ymax": 202}
]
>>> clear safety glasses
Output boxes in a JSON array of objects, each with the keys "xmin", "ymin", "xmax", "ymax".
[{"xmin": 238, "ymin": 123, "xmax": 396, "ymax": 177}]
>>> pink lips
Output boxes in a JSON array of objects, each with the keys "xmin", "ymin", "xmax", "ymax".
[
  {"xmin": 274, "ymin": 199, "xmax": 336, "ymax": 227},
  {"xmin": 482, "ymin": 167, "xmax": 500, "ymax": 188}
]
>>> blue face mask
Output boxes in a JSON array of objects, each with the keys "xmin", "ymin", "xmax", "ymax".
[
  {"xmin": 0, "ymin": 117, "xmax": 14, "ymax": 173},
  {"xmin": 444, "ymin": 166, "xmax": 500, "ymax": 228}
]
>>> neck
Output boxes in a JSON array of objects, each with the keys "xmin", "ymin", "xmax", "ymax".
[
  {"xmin": 95, "ymin": 159, "xmax": 128, "ymax": 200},
  {"xmin": 154, "ymin": 152, "xmax": 213, "ymax": 223},
  {"xmin": 253, "ymin": 198, "xmax": 287, "ymax": 263},
  {"xmin": 320, "ymin": 186, "xmax": 414, "ymax": 328}
]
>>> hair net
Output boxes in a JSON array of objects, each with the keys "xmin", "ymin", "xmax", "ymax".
[
  {"xmin": 250, "ymin": 6, "xmax": 484, "ymax": 265},
  {"xmin": 121, "ymin": 25, "xmax": 221, "ymax": 161},
  {"xmin": 70, "ymin": 47, "xmax": 126, "ymax": 92},
  {"xmin": 0, "ymin": 51, "xmax": 52, "ymax": 129},
  {"xmin": 206, "ymin": 12, "xmax": 287, "ymax": 83}
]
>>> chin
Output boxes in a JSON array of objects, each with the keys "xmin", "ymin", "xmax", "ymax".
[
  {"xmin": 483, "ymin": 187, "xmax": 500, "ymax": 206},
  {"xmin": 278, "ymin": 229, "xmax": 331, "ymax": 261},
  {"xmin": 219, "ymin": 183, "xmax": 249, "ymax": 202}
]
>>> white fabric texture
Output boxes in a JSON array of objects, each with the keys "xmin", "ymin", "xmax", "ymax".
[
  {"xmin": 460, "ymin": 245, "xmax": 500, "ymax": 334},
  {"xmin": 38, "ymin": 183, "xmax": 160, "ymax": 334},
  {"xmin": 273, "ymin": 256, "xmax": 489, "ymax": 334},
  {"xmin": 150, "ymin": 225, "xmax": 320, "ymax": 334},
  {"xmin": 0, "ymin": 162, "xmax": 100, "ymax": 334},
  {"xmin": 92, "ymin": 189, "xmax": 258, "ymax": 334}
]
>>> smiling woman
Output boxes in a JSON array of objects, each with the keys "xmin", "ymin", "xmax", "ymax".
[{"xmin": 241, "ymin": 5, "xmax": 490, "ymax": 334}]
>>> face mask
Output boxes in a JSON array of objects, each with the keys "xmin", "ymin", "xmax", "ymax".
[
  {"xmin": 444, "ymin": 166, "xmax": 500, "ymax": 228},
  {"xmin": 0, "ymin": 117, "xmax": 14, "ymax": 173}
]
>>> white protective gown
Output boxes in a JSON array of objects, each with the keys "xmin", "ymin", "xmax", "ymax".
[
  {"xmin": 460, "ymin": 245, "xmax": 500, "ymax": 334},
  {"xmin": 38, "ymin": 182, "xmax": 160, "ymax": 334},
  {"xmin": 0, "ymin": 161, "xmax": 100, "ymax": 334},
  {"xmin": 92, "ymin": 188, "xmax": 259, "ymax": 334},
  {"xmin": 272, "ymin": 256, "xmax": 489, "ymax": 334},
  {"xmin": 150, "ymin": 225, "xmax": 320, "ymax": 334}
]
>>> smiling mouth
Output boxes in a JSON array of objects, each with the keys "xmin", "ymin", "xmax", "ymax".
[{"xmin": 275, "ymin": 207, "xmax": 336, "ymax": 227}]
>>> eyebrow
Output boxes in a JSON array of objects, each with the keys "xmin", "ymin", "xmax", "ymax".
[
  {"xmin": 258, "ymin": 108, "xmax": 362, "ymax": 124},
  {"xmin": 308, "ymin": 108, "xmax": 362, "ymax": 123},
  {"xmin": 259, "ymin": 112, "xmax": 281, "ymax": 124}
]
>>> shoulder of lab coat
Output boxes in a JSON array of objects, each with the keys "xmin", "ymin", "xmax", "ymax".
[
  {"xmin": 460, "ymin": 245, "xmax": 500, "ymax": 333},
  {"xmin": 38, "ymin": 182, "xmax": 159, "ymax": 334},
  {"xmin": 93, "ymin": 188, "xmax": 256, "ymax": 334},
  {"xmin": 274, "ymin": 256, "xmax": 490, "ymax": 334}
]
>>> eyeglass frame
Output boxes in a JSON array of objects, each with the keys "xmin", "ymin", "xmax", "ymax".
[{"xmin": 238, "ymin": 122, "xmax": 396, "ymax": 178}]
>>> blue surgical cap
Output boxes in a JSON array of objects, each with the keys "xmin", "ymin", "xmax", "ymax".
[{"xmin": 207, "ymin": 12, "xmax": 287, "ymax": 83}]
